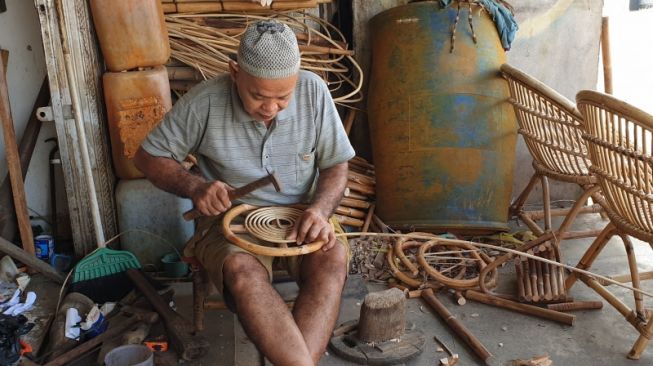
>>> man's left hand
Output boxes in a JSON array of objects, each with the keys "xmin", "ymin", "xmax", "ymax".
[{"xmin": 287, "ymin": 207, "xmax": 337, "ymax": 251}]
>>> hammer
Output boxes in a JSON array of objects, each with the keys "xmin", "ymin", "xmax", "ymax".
[{"xmin": 183, "ymin": 171, "xmax": 282, "ymax": 221}]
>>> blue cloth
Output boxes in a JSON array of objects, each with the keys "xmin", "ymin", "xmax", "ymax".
[{"xmin": 439, "ymin": 0, "xmax": 518, "ymax": 50}]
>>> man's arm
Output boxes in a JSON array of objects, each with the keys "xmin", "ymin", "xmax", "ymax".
[
  {"xmin": 287, "ymin": 161, "xmax": 348, "ymax": 251},
  {"xmin": 134, "ymin": 147, "xmax": 234, "ymax": 216}
]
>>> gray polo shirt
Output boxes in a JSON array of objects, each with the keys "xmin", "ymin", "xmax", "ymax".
[{"xmin": 141, "ymin": 70, "xmax": 355, "ymax": 206}]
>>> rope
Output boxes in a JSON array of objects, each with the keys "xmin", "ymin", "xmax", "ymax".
[{"xmin": 236, "ymin": 206, "xmax": 653, "ymax": 298}]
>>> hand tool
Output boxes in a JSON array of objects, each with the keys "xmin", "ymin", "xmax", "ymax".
[
  {"xmin": 126, "ymin": 269, "xmax": 209, "ymax": 360},
  {"xmin": 183, "ymin": 171, "xmax": 282, "ymax": 221}
]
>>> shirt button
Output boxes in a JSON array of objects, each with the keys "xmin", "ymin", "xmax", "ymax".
[{"xmin": 265, "ymin": 155, "xmax": 269, "ymax": 159}]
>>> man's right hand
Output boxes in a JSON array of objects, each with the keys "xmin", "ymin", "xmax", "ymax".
[{"xmin": 190, "ymin": 180, "xmax": 235, "ymax": 217}]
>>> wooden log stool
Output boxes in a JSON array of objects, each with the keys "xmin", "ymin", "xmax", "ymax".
[{"xmin": 329, "ymin": 288, "xmax": 425, "ymax": 365}]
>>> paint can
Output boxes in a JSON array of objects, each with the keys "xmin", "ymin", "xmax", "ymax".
[{"xmin": 34, "ymin": 235, "xmax": 54, "ymax": 261}]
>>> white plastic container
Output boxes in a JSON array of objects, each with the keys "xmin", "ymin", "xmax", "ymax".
[
  {"xmin": 116, "ymin": 179, "xmax": 194, "ymax": 269},
  {"xmin": 105, "ymin": 344, "xmax": 153, "ymax": 366}
]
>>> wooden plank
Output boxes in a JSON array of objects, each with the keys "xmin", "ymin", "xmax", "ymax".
[
  {"xmin": 0, "ymin": 51, "xmax": 35, "ymax": 256},
  {"xmin": 22, "ymin": 274, "xmax": 61, "ymax": 356},
  {"xmin": 35, "ymin": 0, "xmax": 117, "ymax": 255},
  {"xmin": 0, "ymin": 79, "xmax": 50, "ymax": 242}
]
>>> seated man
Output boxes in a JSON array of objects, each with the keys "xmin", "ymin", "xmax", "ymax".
[{"xmin": 134, "ymin": 20, "xmax": 355, "ymax": 365}]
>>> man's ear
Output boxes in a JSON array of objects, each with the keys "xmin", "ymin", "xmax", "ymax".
[{"xmin": 228, "ymin": 60, "xmax": 239, "ymax": 82}]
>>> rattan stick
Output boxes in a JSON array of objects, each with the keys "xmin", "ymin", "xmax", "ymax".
[
  {"xmin": 523, "ymin": 258, "xmax": 533, "ymax": 301},
  {"xmin": 465, "ymin": 290, "xmax": 575, "ymax": 326},
  {"xmin": 340, "ymin": 197, "xmax": 371, "ymax": 210},
  {"xmin": 529, "ymin": 259, "xmax": 539, "ymax": 302},
  {"xmin": 543, "ymin": 259, "xmax": 552, "ymax": 301},
  {"xmin": 536, "ymin": 259, "xmax": 545, "ymax": 301},
  {"xmin": 361, "ymin": 204, "xmax": 375, "ymax": 233},
  {"xmin": 514, "ymin": 258, "xmax": 525, "ymax": 302},
  {"xmin": 547, "ymin": 301, "xmax": 603, "ymax": 312}
]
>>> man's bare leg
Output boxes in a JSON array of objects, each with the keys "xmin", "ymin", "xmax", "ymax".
[
  {"xmin": 223, "ymin": 253, "xmax": 313, "ymax": 365},
  {"xmin": 293, "ymin": 244, "xmax": 348, "ymax": 363}
]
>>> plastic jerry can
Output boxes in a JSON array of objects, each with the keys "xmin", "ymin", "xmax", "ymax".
[
  {"xmin": 103, "ymin": 66, "xmax": 171, "ymax": 179},
  {"xmin": 90, "ymin": 0, "xmax": 170, "ymax": 72}
]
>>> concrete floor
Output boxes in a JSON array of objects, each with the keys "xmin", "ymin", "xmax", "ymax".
[{"xmin": 172, "ymin": 212, "xmax": 653, "ymax": 365}]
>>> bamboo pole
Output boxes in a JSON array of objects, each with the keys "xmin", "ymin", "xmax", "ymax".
[
  {"xmin": 421, "ymin": 289, "xmax": 493, "ymax": 365},
  {"xmin": 335, "ymin": 206, "xmax": 366, "ymax": 219},
  {"xmin": 347, "ymin": 181, "xmax": 374, "ymax": 196},
  {"xmin": 334, "ymin": 214, "xmax": 364, "ymax": 228},
  {"xmin": 344, "ymin": 108, "xmax": 356, "ymax": 135},
  {"xmin": 601, "ymin": 17, "xmax": 613, "ymax": 94},
  {"xmin": 340, "ymin": 197, "xmax": 371, "ymax": 209},
  {"xmin": 343, "ymin": 188, "xmax": 368, "ymax": 200},
  {"xmin": 361, "ymin": 204, "xmax": 375, "ymax": 233},
  {"xmin": 547, "ymin": 301, "xmax": 603, "ymax": 312},
  {"xmin": 465, "ymin": 290, "xmax": 575, "ymax": 326}
]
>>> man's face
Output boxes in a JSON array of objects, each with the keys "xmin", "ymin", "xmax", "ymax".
[{"xmin": 230, "ymin": 61, "xmax": 298, "ymax": 123}]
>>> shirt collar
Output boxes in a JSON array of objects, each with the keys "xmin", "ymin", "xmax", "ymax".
[{"xmin": 230, "ymin": 82, "xmax": 295, "ymax": 124}]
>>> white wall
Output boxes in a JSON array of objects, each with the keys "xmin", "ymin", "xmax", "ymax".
[
  {"xmin": 600, "ymin": 1, "xmax": 653, "ymax": 112},
  {"xmin": 0, "ymin": 0, "xmax": 53, "ymax": 232}
]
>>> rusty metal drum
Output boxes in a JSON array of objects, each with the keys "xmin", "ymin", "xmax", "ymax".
[{"xmin": 368, "ymin": 1, "xmax": 517, "ymax": 233}]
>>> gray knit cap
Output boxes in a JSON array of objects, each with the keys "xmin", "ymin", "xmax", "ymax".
[{"xmin": 237, "ymin": 20, "xmax": 300, "ymax": 79}]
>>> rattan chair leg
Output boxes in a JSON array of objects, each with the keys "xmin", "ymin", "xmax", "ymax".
[
  {"xmin": 581, "ymin": 275, "xmax": 638, "ymax": 325},
  {"xmin": 619, "ymin": 233, "xmax": 645, "ymax": 317},
  {"xmin": 565, "ymin": 223, "xmax": 617, "ymax": 290},
  {"xmin": 552, "ymin": 185, "xmax": 602, "ymax": 246},
  {"xmin": 628, "ymin": 317, "xmax": 653, "ymax": 360},
  {"xmin": 509, "ymin": 173, "xmax": 541, "ymax": 216},
  {"xmin": 541, "ymin": 176, "xmax": 552, "ymax": 231}
]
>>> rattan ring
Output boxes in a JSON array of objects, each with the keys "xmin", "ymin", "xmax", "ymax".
[
  {"xmin": 222, "ymin": 204, "xmax": 325, "ymax": 257},
  {"xmin": 416, "ymin": 240, "xmax": 495, "ymax": 290}
]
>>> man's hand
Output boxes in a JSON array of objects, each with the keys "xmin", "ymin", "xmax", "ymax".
[
  {"xmin": 287, "ymin": 207, "xmax": 337, "ymax": 251},
  {"xmin": 190, "ymin": 180, "xmax": 235, "ymax": 217}
]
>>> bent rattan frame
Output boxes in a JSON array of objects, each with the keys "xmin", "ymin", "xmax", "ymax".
[
  {"xmin": 502, "ymin": 64, "xmax": 604, "ymax": 244},
  {"xmin": 569, "ymin": 90, "xmax": 653, "ymax": 359}
]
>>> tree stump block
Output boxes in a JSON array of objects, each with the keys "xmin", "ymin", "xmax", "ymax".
[{"xmin": 358, "ymin": 288, "xmax": 406, "ymax": 342}]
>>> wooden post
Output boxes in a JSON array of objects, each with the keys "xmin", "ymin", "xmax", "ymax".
[{"xmin": 0, "ymin": 51, "xmax": 35, "ymax": 256}]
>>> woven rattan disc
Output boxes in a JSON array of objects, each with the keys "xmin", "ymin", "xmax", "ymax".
[{"xmin": 244, "ymin": 206, "xmax": 304, "ymax": 244}]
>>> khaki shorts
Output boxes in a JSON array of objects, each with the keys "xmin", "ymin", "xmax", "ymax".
[{"xmin": 184, "ymin": 214, "xmax": 350, "ymax": 296}]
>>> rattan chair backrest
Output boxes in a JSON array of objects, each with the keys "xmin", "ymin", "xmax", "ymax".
[
  {"xmin": 577, "ymin": 90, "xmax": 653, "ymax": 242},
  {"xmin": 501, "ymin": 64, "xmax": 591, "ymax": 180}
]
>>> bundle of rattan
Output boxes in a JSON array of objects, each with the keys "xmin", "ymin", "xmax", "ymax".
[
  {"xmin": 160, "ymin": 0, "xmax": 331, "ymax": 14},
  {"xmin": 336, "ymin": 157, "xmax": 376, "ymax": 229},
  {"xmin": 165, "ymin": 12, "xmax": 363, "ymax": 107}
]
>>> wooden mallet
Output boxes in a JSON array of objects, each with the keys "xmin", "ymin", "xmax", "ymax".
[{"xmin": 183, "ymin": 171, "xmax": 282, "ymax": 221}]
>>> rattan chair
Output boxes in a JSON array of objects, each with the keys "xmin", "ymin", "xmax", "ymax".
[
  {"xmin": 502, "ymin": 64, "xmax": 604, "ymax": 245},
  {"xmin": 567, "ymin": 90, "xmax": 653, "ymax": 359}
]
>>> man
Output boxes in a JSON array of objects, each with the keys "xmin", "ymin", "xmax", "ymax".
[{"xmin": 134, "ymin": 20, "xmax": 355, "ymax": 365}]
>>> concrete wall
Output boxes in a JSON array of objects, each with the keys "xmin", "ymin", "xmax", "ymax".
[
  {"xmin": 0, "ymin": 0, "xmax": 53, "ymax": 233},
  {"xmin": 352, "ymin": 0, "xmax": 604, "ymax": 206},
  {"xmin": 507, "ymin": 0, "xmax": 603, "ymax": 204}
]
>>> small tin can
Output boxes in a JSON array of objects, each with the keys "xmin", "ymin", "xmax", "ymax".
[{"xmin": 34, "ymin": 235, "xmax": 54, "ymax": 260}]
